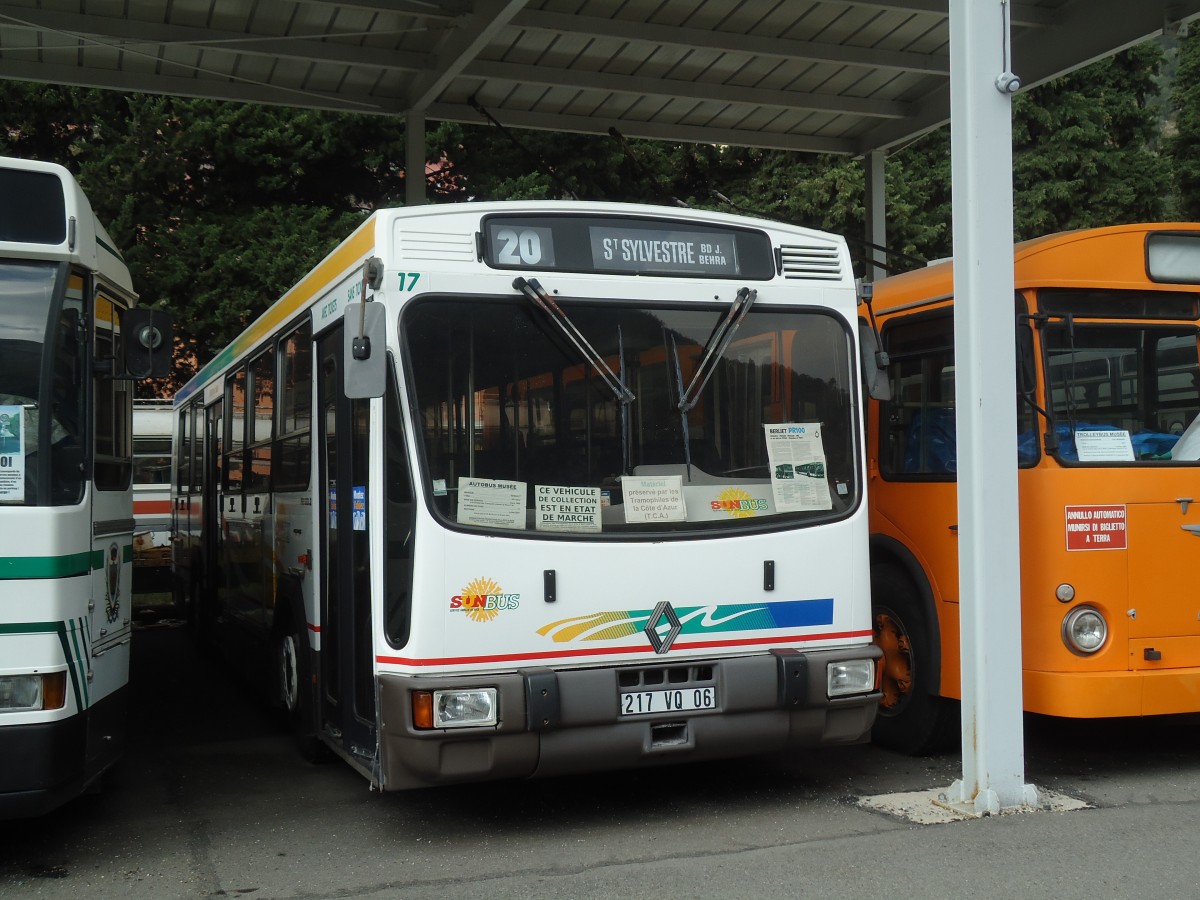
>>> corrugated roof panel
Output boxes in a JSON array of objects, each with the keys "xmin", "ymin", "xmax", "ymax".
[{"xmin": 0, "ymin": 0, "xmax": 1191, "ymax": 158}]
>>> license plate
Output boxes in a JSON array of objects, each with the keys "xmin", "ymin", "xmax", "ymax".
[{"xmin": 619, "ymin": 686, "xmax": 717, "ymax": 717}]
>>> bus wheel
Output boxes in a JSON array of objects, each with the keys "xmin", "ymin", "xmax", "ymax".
[
  {"xmin": 870, "ymin": 564, "xmax": 956, "ymax": 754},
  {"xmin": 277, "ymin": 622, "xmax": 326, "ymax": 763}
]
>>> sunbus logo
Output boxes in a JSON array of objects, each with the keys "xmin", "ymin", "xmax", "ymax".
[
  {"xmin": 710, "ymin": 487, "xmax": 768, "ymax": 519},
  {"xmin": 710, "ymin": 499, "xmax": 767, "ymax": 512},
  {"xmin": 450, "ymin": 576, "xmax": 520, "ymax": 622}
]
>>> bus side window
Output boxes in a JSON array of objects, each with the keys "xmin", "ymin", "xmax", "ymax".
[
  {"xmin": 248, "ymin": 348, "xmax": 275, "ymax": 492},
  {"xmin": 276, "ymin": 321, "xmax": 312, "ymax": 491},
  {"xmin": 94, "ymin": 292, "xmax": 132, "ymax": 491},
  {"xmin": 224, "ymin": 366, "xmax": 247, "ymax": 494},
  {"xmin": 881, "ymin": 313, "xmax": 957, "ymax": 478}
]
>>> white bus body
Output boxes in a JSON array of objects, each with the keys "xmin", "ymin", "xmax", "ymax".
[
  {"xmin": 0, "ymin": 157, "xmax": 170, "ymax": 818},
  {"xmin": 172, "ymin": 201, "xmax": 881, "ymax": 790}
]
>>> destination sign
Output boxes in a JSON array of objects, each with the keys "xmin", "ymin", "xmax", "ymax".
[
  {"xmin": 481, "ymin": 214, "xmax": 774, "ymax": 280},
  {"xmin": 589, "ymin": 226, "xmax": 738, "ymax": 275}
]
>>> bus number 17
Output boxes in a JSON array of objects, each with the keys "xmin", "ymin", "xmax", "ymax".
[{"xmin": 398, "ymin": 272, "xmax": 421, "ymax": 292}]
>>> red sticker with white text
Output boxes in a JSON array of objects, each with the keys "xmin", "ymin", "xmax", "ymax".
[{"xmin": 1065, "ymin": 504, "xmax": 1127, "ymax": 551}]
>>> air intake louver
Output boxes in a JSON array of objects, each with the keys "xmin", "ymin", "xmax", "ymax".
[
  {"xmin": 778, "ymin": 243, "xmax": 842, "ymax": 280},
  {"xmin": 398, "ymin": 229, "xmax": 476, "ymax": 261}
]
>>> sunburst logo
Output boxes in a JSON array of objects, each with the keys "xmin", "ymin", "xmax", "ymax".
[
  {"xmin": 450, "ymin": 576, "xmax": 520, "ymax": 622},
  {"xmin": 709, "ymin": 486, "xmax": 767, "ymax": 519}
]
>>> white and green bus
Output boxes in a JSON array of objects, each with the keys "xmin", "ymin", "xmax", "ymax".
[
  {"xmin": 172, "ymin": 201, "xmax": 883, "ymax": 791},
  {"xmin": 0, "ymin": 157, "xmax": 171, "ymax": 818}
]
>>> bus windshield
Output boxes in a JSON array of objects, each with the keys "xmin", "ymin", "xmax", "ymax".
[
  {"xmin": 1043, "ymin": 310, "xmax": 1200, "ymax": 463},
  {"xmin": 404, "ymin": 294, "xmax": 858, "ymax": 535},
  {"xmin": 0, "ymin": 261, "xmax": 85, "ymax": 505}
]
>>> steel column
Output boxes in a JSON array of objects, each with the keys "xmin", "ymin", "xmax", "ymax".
[
  {"xmin": 946, "ymin": 0, "xmax": 1037, "ymax": 815},
  {"xmin": 406, "ymin": 111, "xmax": 427, "ymax": 206}
]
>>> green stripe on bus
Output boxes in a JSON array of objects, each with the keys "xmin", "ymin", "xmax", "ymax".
[
  {"xmin": 0, "ymin": 552, "xmax": 93, "ymax": 579},
  {"xmin": 66, "ymin": 619, "xmax": 89, "ymax": 707},
  {"xmin": 91, "ymin": 544, "xmax": 134, "ymax": 568},
  {"xmin": 0, "ymin": 621, "xmax": 60, "ymax": 635}
]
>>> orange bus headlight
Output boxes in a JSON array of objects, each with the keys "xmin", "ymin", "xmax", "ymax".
[
  {"xmin": 1062, "ymin": 606, "xmax": 1107, "ymax": 655},
  {"xmin": 0, "ymin": 672, "xmax": 67, "ymax": 712}
]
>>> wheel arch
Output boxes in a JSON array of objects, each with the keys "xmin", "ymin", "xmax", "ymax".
[
  {"xmin": 271, "ymin": 572, "xmax": 309, "ymax": 705},
  {"xmin": 869, "ymin": 533, "xmax": 942, "ymax": 693}
]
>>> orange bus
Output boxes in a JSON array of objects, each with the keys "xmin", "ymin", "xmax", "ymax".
[{"xmin": 867, "ymin": 223, "xmax": 1200, "ymax": 753}]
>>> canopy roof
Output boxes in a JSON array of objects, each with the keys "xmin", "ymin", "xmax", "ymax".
[{"xmin": 2, "ymin": 0, "xmax": 1197, "ymax": 155}]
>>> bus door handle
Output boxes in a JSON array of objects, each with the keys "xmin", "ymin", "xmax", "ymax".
[{"xmin": 1182, "ymin": 524, "xmax": 1200, "ymax": 536}]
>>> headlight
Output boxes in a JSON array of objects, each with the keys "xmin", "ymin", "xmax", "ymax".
[
  {"xmin": 827, "ymin": 659, "xmax": 875, "ymax": 697},
  {"xmin": 412, "ymin": 688, "xmax": 498, "ymax": 729},
  {"xmin": 1062, "ymin": 606, "xmax": 1107, "ymax": 655},
  {"xmin": 0, "ymin": 672, "xmax": 67, "ymax": 712}
]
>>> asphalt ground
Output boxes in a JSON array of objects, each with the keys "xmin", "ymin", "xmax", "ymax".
[{"xmin": 3, "ymin": 606, "xmax": 1200, "ymax": 900}]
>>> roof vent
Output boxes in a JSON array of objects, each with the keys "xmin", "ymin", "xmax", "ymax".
[
  {"xmin": 398, "ymin": 229, "xmax": 476, "ymax": 262},
  {"xmin": 778, "ymin": 243, "xmax": 842, "ymax": 281}
]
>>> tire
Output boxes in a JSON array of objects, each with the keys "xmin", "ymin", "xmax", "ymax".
[
  {"xmin": 277, "ymin": 616, "xmax": 327, "ymax": 763},
  {"xmin": 870, "ymin": 562, "xmax": 958, "ymax": 754}
]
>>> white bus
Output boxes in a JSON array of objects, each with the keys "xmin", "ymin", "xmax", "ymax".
[
  {"xmin": 131, "ymin": 399, "xmax": 174, "ymax": 591},
  {"xmin": 172, "ymin": 201, "xmax": 882, "ymax": 790},
  {"xmin": 0, "ymin": 157, "xmax": 172, "ymax": 817}
]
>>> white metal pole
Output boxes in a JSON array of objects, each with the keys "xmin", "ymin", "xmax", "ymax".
[
  {"xmin": 947, "ymin": 0, "xmax": 1037, "ymax": 814},
  {"xmin": 865, "ymin": 149, "xmax": 887, "ymax": 283},
  {"xmin": 406, "ymin": 111, "xmax": 427, "ymax": 207}
]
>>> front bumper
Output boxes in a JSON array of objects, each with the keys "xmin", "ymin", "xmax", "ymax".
[{"xmin": 378, "ymin": 645, "xmax": 882, "ymax": 790}]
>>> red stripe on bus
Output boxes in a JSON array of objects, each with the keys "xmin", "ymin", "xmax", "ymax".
[
  {"xmin": 376, "ymin": 629, "xmax": 874, "ymax": 667},
  {"xmin": 133, "ymin": 500, "xmax": 172, "ymax": 513},
  {"xmin": 307, "ymin": 623, "xmax": 321, "ymax": 633}
]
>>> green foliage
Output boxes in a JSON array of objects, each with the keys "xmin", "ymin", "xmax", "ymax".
[
  {"xmin": 886, "ymin": 129, "xmax": 953, "ymax": 268},
  {"xmin": 0, "ymin": 84, "xmax": 410, "ymax": 389},
  {"xmin": 1168, "ymin": 29, "xmax": 1200, "ymax": 219},
  {"xmin": 1013, "ymin": 43, "xmax": 1170, "ymax": 238}
]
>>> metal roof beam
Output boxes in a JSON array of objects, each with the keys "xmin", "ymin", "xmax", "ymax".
[
  {"xmin": 507, "ymin": 10, "xmax": 950, "ymax": 75},
  {"xmin": 466, "ymin": 59, "xmax": 910, "ymax": 118},
  {"xmin": 400, "ymin": 0, "xmax": 529, "ymax": 110},
  {"xmin": 291, "ymin": 0, "xmax": 469, "ymax": 19},
  {"xmin": 429, "ymin": 101, "xmax": 856, "ymax": 154},
  {"xmin": 0, "ymin": 61, "xmax": 388, "ymax": 113},
  {"xmin": 806, "ymin": 0, "xmax": 1058, "ymax": 28},
  {"xmin": 0, "ymin": 5, "xmax": 431, "ymax": 71}
]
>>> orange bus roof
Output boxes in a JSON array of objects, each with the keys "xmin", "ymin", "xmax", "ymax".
[{"xmin": 873, "ymin": 222, "xmax": 1200, "ymax": 311}]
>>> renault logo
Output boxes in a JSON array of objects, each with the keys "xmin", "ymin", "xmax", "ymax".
[{"xmin": 644, "ymin": 601, "xmax": 682, "ymax": 654}]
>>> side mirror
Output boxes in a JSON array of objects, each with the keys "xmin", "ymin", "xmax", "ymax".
[
  {"xmin": 858, "ymin": 320, "xmax": 891, "ymax": 401},
  {"xmin": 344, "ymin": 302, "xmax": 386, "ymax": 399},
  {"xmin": 124, "ymin": 307, "xmax": 174, "ymax": 379}
]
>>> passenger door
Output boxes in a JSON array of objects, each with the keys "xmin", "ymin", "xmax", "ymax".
[{"xmin": 316, "ymin": 325, "xmax": 377, "ymax": 770}]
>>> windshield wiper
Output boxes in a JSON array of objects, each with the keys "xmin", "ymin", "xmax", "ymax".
[
  {"xmin": 670, "ymin": 333, "xmax": 695, "ymax": 480},
  {"xmin": 678, "ymin": 287, "xmax": 756, "ymax": 412},
  {"xmin": 513, "ymin": 276, "xmax": 635, "ymax": 404}
]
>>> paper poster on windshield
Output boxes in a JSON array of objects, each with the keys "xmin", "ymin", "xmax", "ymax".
[
  {"xmin": 1075, "ymin": 429, "xmax": 1135, "ymax": 462},
  {"xmin": 457, "ymin": 477, "xmax": 527, "ymax": 530},
  {"xmin": 535, "ymin": 485, "xmax": 602, "ymax": 533},
  {"xmin": 0, "ymin": 406, "xmax": 25, "ymax": 503},
  {"xmin": 764, "ymin": 424, "xmax": 832, "ymax": 512},
  {"xmin": 622, "ymin": 475, "xmax": 687, "ymax": 523}
]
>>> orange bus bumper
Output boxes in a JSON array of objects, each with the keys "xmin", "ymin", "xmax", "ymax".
[{"xmin": 1024, "ymin": 668, "xmax": 1200, "ymax": 718}]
